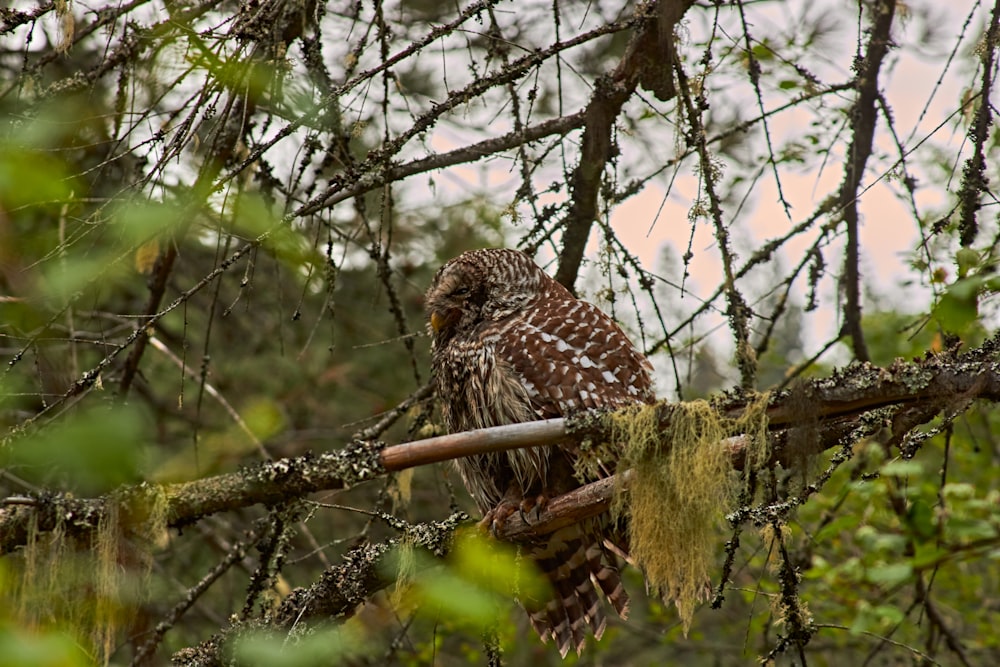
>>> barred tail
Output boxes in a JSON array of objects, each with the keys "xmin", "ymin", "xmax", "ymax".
[{"xmin": 524, "ymin": 524, "xmax": 629, "ymax": 657}]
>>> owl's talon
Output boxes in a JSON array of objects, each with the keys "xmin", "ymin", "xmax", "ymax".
[
  {"xmin": 516, "ymin": 493, "xmax": 549, "ymax": 525},
  {"xmin": 481, "ymin": 502, "xmax": 518, "ymax": 537}
]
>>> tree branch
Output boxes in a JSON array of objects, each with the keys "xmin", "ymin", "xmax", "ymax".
[
  {"xmin": 554, "ymin": 0, "xmax": 696, "ymax": 291},
  {"xmin": 3, "ymin": 344, "xmax": 999, "ymax": 556},
  {"xmin": 957, "ymin": 0, "xmax": 1000, "ymax": 247},
  {"xmin": 302, "ymin": 112, "xmax": 586, "ymax": 220},
  {"xmin": 171, "ymin": 512, "xmax": 469, "ymax": 667},
  {"xmin": 839, "ymin": 0, "xmax": 897, "ymax": 362},
  {"xmin": 119, "ymin": 239, "xmax": 181, "ymax": 397},
  {"xmin": 295, "ymin": 20, "xmax": 632, "ymax": 219}
]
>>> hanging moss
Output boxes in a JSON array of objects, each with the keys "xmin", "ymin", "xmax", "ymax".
[
  {"xmin": 390, "ymin": 534, "xmax": 417, "ymax": 609},
  {"xmin": 759, "ymin": 523, "xmax": 813, "ymax": 638},
  {"xmin": 13, "ymin": 484, "xmax": 170, "ymax": 666},
  {"xmin": 604, "ymin": 396, "xmax": 770, "ymax": 632}
]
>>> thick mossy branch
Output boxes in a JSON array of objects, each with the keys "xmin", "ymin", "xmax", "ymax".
[
  {"xmin": 3, "ymin": 348, "xmax": 1000, "ymax": 557},
  {"xmin": 0, "ymin": 440, "xmax": 386, "ymax": 555},
  {"xmin": 602, "ymin": 396, "xmax": 770, "ymax": 631}
]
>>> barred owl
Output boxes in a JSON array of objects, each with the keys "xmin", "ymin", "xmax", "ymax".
[{"xmin": 426, "ymin": 248, "xmax": 654, "ymax": 656}]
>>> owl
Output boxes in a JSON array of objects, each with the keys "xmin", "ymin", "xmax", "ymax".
[{"xmin": 425, "ymin": 248, "xmax": 655, "ymax": 656}]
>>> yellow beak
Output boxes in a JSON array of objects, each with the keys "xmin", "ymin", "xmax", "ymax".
[{"xmin": 430, "ymin": 311, "xmax": 446, "ymax": 332}]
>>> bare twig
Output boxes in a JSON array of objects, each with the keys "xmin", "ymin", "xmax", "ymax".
[
  {"xmin": 957, "ymin": 0, "xmax": 1000, "ymax": 247},
  {"xmin": 554, "ymin": 0, "xmax": 697, "ymax": 291}
]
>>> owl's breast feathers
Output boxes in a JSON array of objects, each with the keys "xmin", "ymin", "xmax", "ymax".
[{"xmin": 432, "ymin": 325, "xmax": 545, "ymax": 512}]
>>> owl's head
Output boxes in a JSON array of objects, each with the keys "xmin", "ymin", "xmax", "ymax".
[{"xmin": 425, "ymin": 248, "xmax": 552, "ymax": 340}]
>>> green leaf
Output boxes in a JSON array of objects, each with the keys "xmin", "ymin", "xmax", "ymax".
[
  {"xmin": 881, "ymin": 459, "xmax": 924, "ymax": 477},
  {"xmin": 848, "ymin": 601, "xmax": 874, "ymax": 635},
  {"xmin": 814, "ymin": 514, "xmax": 860, "ymax": 544},
  {"xmin": 0, "ymin": 626, "xmax": 88, "ymax": 667},
  {"xmin": 39, "ymin": 254, "xmax": 128, "ymax": 304},
  {"xmin": 416, "ymin": 569, "xmax": 501, "ymax": 626},
  {"xmin": 871, "ymin": 533, "xmax": 908, "ymax": 555},
  {"xmin": 243, "ymin": 398, "xmax": 286, "ymax": 441},
  {"xmin": 948, "ymin": 275, "xmax": 984, "ymax": 299},
  {"xmin": 804, "ymin": 554, "xmax": 830, "ymax": 580},
  {"xmin": 751, "ymin": 43, "xmax": 775, "ymax": 61},
  {"xmin": 0, "ymin": 148, "xmax": 73, "ymax": 208},
  {"xmin": 379, "ymin": 530, "xmax": 548, "ymax": 632},
  {"xmin": 854, "ymin": 525, "xmax": 878, "ymax": 548},
  {"xmin": 851, "ymin": 593, "xmax": 909, "ymax": 634},
  {"xmin": 866, "ymin": 562, "xmax": 913, "ymax": 587},
  {"xmin": 945, "ymin": 517, "xmax": 997, "ymax": 542},
  {"xmin": 941, "ymin": 482, "xmax": 976, "ymax": 500},
  {"xmin": 113, "ymin": 199, "xmax": 186, "ymax": 243},
  {"xmin": 871, "ymin": 604, "xmax": 905, "ymax": 626},
  {"xmin": 829, "ymin": 556, "xmax": 862, "ymax": 581},
  {"xmin": 956, "ymin": 248, "xmax": 980, "ymax": 278},
  {"xmin": 3, "ymin": 405, "xmax": 147, "ymax": 494},
  {"xmin": 932, "ymin": 283, "xmax": 979, "ymax": 333},
  {"xmin": 906, "ymin": 498, "xmax": 936, "ymax": 541},
  {"xmin": 450, "ymin": 530, "xmax": 546, "ymax": 598},
  {"xmin": 233, "ymin": 625, "xmax": 369, "ymax": 667},
  {"xmin": 911, "ymin": 544, "xmax": 949, "ymax": 569}
]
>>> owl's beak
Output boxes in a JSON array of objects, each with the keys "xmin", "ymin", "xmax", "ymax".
[{"xmin": 429, "ymin": 309, "xmax": 457, "ymax": 333}]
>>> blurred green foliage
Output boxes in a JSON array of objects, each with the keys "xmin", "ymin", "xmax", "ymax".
[
  {"xmin": 3, "ymin": 404, "xmax": 148, "ymax": 494},
  {"xmin": 232, "ymin": 624, "xmax": 372, "ymax": 667}
]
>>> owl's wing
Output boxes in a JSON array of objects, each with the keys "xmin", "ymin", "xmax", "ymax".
[{"xmin": 497, "ymin": 296, "xmax": 654, "ymax": 419}]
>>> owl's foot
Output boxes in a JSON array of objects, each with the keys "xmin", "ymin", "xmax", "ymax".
[
  {"xmin": 518, "ymin": 493, "xmax": 548, "ymax": 524},
  {"xmin": 479, "ymin": 501, "xmax": 519, "ymax": 537},
  {"xmin": 479, "ymin": 492, "xmax": 549, "ymax": 536}
]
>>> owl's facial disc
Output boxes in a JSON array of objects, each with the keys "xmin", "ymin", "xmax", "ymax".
[{"xmin": 427, "ymin": 268, "xmax": 478, "ymax": 334}]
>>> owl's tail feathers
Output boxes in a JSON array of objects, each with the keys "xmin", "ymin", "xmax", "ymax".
[{"xmin": 525, "ymin": 527, "xmax": 629, "ymax": 658}]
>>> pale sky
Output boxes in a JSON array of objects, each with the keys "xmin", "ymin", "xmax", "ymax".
[{"xmin": 604, "ymin": 1, "xmax": 977, "ymax": 361}]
